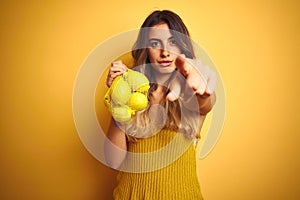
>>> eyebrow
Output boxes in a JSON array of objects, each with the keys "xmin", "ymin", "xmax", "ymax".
[{"xmin": 149, "ymin": 36, "xmax": 174, "ymax": 41}]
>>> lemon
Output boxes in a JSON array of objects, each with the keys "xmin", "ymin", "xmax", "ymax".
[
  {"xmin": 129, "ymin": 92, "xmax": 148, "ymax": 111},
  {"xmin": 111, "ymin": 78, "xmax": 131, "ymax": 105},
  {"xmin": 104, "ymin": 90, "xmax": 112, "ymax": 111},
  {"xmin": 104, "ymin": 75, "xmax": 122, "ymax": 110},
  {"xmin": 136, "ymin": 84, "xmax": 150, "ymax": 94},
  {"xmin": 126, "ymin": 70, "xmax": 150, "ymax": 92},
  {"xmin": 109, "ymin": 75, "xmax": 122, "ymax": 95},
  {"xmin": 103, "ymin": 69, "xmax": 150, "ymax": 123},
  {"xmin": 112, "ymin": 106, "xmax": 133, "ymax": 124}
]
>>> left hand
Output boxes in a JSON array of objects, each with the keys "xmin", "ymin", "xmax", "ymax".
[
  {"xmin": 166, "ymin": 54, "xmax": 217, "ymax": 102},
  {"xmin": 106, "ymin": 61, "xmax": 128, "ymax": 87}
]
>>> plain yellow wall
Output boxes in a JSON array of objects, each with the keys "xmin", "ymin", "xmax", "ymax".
[{"xmin": 1, "ymin": 0, "xmax": 299, "ymax": 199}]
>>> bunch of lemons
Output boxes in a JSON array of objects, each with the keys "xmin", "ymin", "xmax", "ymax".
[{"xmin": 104, "ymin": 69, "xmax": 150, "ymax": 124}]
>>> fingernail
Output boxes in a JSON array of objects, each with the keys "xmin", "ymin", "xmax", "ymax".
[
  {"xmin": 201, "ymin": 93, "xmax": 211, "ymax": 98},
  {"xmin": 167, "ymin": 92, "xmax": 177, "ymax": 102}
]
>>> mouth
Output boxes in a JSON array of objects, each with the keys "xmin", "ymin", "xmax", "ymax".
[{"xmin": 158, "ymin": 60, "xmax": 173, "ymax": 67}]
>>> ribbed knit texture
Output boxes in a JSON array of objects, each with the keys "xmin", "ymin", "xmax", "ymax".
[{"xmin": 113, "ymin": 129, "xmax": 203, "ymax": 200}]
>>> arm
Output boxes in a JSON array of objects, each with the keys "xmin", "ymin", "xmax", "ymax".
[
  {"xmin": 197, "ymin": 92, "xmax": 216, "ymax": 115},
  {"xmin": 104, "ymin": 118, "xmax": 127, "ymax": 169},
  {"xmin": 183, "ymin": 92, "xmax": 216, "ymax": 115},
  {"xmin": 104, "ymin": 60, "xmax": 128, "ymax": 169}
]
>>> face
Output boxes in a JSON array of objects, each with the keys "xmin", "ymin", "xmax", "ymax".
[{"xmin": 147, "ymin": 23, "xmax": 181, "ymax": 74}]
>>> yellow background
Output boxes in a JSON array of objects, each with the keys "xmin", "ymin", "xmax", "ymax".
[{"xmin": 1, "ymin": 0, "xmax": 299, "ymax": 199}]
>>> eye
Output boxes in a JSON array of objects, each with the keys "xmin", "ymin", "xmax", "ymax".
[
  {"xmin": 149, "ymin": 40, "xmax": 161, "ymax": 48},
  {"xmin": 169, "ymin": 39, "xmax": 177, "ymax": 45}
]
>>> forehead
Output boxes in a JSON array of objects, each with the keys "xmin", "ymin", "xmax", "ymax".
[{"xmin": 148, "ymin": 23, "xmax": 173, "ymax": 40}]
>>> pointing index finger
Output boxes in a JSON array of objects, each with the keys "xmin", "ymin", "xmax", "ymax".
[{"xmin": 175, "ymin": 54, "xmax": 190, "ymax": 77}]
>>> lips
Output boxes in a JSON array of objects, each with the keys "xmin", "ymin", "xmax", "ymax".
[{"xmin": 158, "ymin": 60, "xmax": 172, "ymax": 67}]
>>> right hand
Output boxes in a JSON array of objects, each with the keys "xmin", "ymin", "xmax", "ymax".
[
  {"xmin": 106, "ymin": 61, "xmax": 128, "ymax": 87},
  {"xmin": 166, "ymin": 55, "xmax": 217, "ymax": 102}
]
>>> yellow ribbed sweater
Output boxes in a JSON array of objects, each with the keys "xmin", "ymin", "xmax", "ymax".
[{"xmin": 113, "ymin": 129, "xmax": 203, "ymax": 200}]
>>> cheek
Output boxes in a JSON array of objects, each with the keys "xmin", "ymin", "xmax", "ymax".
[
  {"xmin": 170, "ymin": 46, "xmax": 181, "ymax": 55},
  {"xmin": 148, "ymin": 49, "xmax": 158, "ymax": 62}
]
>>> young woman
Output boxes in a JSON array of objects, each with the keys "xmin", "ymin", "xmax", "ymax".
[{"xmin": 105, "ymin": 10, "xmax": 216, "ymax": 200}]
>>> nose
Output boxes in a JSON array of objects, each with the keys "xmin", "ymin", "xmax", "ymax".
[{"xmin": 160, "ymin": 48, "xmax": 170, "ymax": 58}]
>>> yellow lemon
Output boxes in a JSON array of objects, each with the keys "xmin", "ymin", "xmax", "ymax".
[
  {"xmin": 103, "ymin": 69, "xmax": 150, "ymax": 123},
  {"xmin": 109, "ymin": 75, "xmax": 122, "ymax": 95},
  {"xmin": 126, "ymin": 70, "xmax": 150, "ymax": 92},
  {"xmin": 136, "ymin": 84, "xmax": 150, "ymax": 94},
  {"xmin": 112, "ymin": 106, "xmax": 133, "ymax": 124},
  {"xmin": 111, "ymin": 78, "xmax": 131, "ymax": 105},
  {"xmin": 129, "ymin": 92, "xmax": 148, "ymax": 111},
  {"xmin": 104, "ymin": 91, "xmax": 111, "ymax": 111},
  {"xmin": 104, "ymin": 75, "xmax": 122, "ymax": 110}
]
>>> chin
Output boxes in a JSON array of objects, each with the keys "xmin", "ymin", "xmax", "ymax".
[{"xmin": 152, "ymin": 64, "xmax": 176, "ymax": 74}]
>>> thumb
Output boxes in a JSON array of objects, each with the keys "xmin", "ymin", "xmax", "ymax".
[{"xmin": 166, "ymin": 76, "xmax": 182, "ymax": 102}]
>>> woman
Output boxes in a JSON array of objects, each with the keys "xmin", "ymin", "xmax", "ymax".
[{"xmin": 105, "ymin": 10, "xmax": 216, "ymax": 199}]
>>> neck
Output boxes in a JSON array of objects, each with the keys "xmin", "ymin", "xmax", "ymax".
[{"xmin": 153, "ymin": 71, "xmax": 175, "ymax": 87}]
